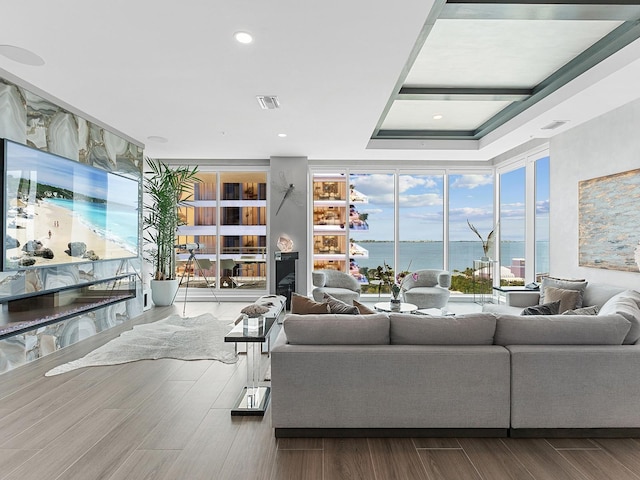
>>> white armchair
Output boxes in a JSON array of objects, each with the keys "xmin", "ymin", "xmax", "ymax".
[
  {"xmin": 402, "ymin": 269, "xmax": 451, "ymax": 309},
  {"xmin": 311, "ymin": 270, "xmax": 361, "ymax": 305}
]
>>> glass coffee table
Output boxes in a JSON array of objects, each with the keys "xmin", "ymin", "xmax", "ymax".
[{"xmin": 374, "ymin": 301, "xmax": 418, "ymax": 313}]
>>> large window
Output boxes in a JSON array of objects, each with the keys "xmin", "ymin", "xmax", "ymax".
[
  {"xmin": 535, "ymin": 156, "xmax": 550, "ymax": 280},
  {"xmin": 311, "ymin": 169, "xmax": 494, "ymax": 296},
  {"xmin": 399, "ymin": 174, "xmax": 445, "ymax": 274},
  {"xmin": 499, "ymin": 167, "xmax": 526, "ymax": 285},
  {"xmin": 496, "ymin": 148, "xmax": 550, "ymax": 284},
  {"xmin": 448, "ymin": 174, "xmax": 495, "ymax": 294},
  {"xmin": 176, "ymin": 169, "xmax": 267, "ymax": 293},
  {"xmin": 349, "ymin": 173, "xmax": 394, "ymax": 293}
]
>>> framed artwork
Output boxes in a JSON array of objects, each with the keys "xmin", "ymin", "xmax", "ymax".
[{"xmin": 579, "ymin": 168, "xmax": 640, "ymax": 272}]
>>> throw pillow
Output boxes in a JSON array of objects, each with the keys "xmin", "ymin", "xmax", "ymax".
[
  {"xmin": 323, "ymin": 293, "xmax": 359, "ymax": 314},
  {"xmin": 562, "ymin": 305, "xmax": 600, "ymax": 315},
  {"xmin": 539, "ymin": 277, "xmax": 588, "ymax": 307},
  {"xmin": 353, "ymin": 299, "xmax": 376, "ymax": 315},
  {"xmin": 240, "ymin": 304, "xmax": 270, "ymax": 317},
  {"xmin": 521, "ymin": 301, "xmax": 561, "ymax": 316},
  {"xmin": 290, "ymin": 292, "xmax": 330, "ymax": 315},
  {"xmin": 543, "ymin": 286, "xmax": 582, "ymax": 313}
]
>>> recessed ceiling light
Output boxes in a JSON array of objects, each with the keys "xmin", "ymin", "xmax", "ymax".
[
  {"xmin": 0, "ymin": 45, "xmax": 45, "ymax": 66},
  {"xmin": 234, "ymin": 31, "xmax": 253, "ymax": 44},
  {"xmin": 432, "ymin": 114, "xmax": 443, "ymax": 120},
  {"xmin": 278, "ymin": 133, "xmax": 287, "ymax": 138},
  {"xmin": 147, "ymin": 135, "xmax": 168, "ymax": 143}
]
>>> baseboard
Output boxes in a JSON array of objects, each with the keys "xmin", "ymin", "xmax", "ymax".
[
  {"xmin": 510, "ymin": 428, "xmax": 640, "ymax": 438},
  {"xmin": 274, "ymin": 428, "xmax": 508, "ymax": 438}
]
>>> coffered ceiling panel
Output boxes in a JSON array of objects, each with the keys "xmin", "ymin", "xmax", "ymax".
[
  {"xmin": 405, "ymin": 19, "xmax": 622, "ymax": 88},
  {"xmin": 382, "ymin": 99, "xmax": 511, "ymax": 131},
  {"xmin": 372, "ymin": 1, "xmax": 640, "ymax": 144}
]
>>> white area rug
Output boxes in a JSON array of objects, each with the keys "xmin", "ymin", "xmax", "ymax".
[{"xmin": 45, "ymin": 313, "xmax": 237, "ymax": 376}]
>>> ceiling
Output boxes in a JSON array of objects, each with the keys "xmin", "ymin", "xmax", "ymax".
[{"xmin": 2, "ymin": 0, "xmax": 640, "ymax": 163}]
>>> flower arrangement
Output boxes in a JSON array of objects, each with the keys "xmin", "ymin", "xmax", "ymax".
[{"xmin": 373, "ymin": 261, "xmax": 415, "ymax": 300}]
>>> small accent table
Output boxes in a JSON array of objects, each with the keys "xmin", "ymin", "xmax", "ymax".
[
  {"xmin": 374, "ymin": 301, "xmax": 418, "ymax": 313},
  {"xmin": 492, "ymin": 285, "xmax": 539, "ymax": 304},
  {"xmin": 224, "ymin": 315, "xmax": 276, "ymax": 416}
]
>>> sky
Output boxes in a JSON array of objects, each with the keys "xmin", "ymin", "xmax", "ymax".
[
  {"xmin": 5, "ymin": 139, "xmax": 138, "ymax": 209},
  {"xmin": 347, "ymin": 161, "xmax": 549, "ymax": 243}
]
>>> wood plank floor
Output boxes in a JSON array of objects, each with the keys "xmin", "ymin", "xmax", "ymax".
[{"xmin": 2, "ymin": 301, "xmax": 640, "ymax": 480}]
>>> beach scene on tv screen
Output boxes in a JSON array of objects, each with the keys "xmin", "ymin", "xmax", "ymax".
[{"xmin": 4, "ymin": 141, "xmax": 139, "ymax": 270}]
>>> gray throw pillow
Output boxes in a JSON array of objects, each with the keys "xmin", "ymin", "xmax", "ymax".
[
  {"xmin": 562, "ymin": 305, "xmax": 599, "ymax": 316},
  {"xmin": 323, "ymin": 293, "xmax": 359, "ymax": 314},
  {"xmin": 521, "ymin": 301, "xmax": 561, "ymax": 316},
  {"xmin": 543, "ymin": 286, "xmax": 582, "ymax": 313},
  {"xmin": 539, "ymin": 277, "xmax": 587, "ymax": 308}
]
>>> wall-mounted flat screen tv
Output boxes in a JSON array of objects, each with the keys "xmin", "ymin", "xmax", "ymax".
[{"xmin": 1, "ymin": 139, "xmax": 140, "ymax": 271}]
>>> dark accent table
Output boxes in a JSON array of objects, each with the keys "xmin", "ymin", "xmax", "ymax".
[
  {"xmin": 275, "ymin": 251, "xmax": 298, "ymax": 309},
  {"xmin": 224, "ymin": 315, "xmax": 276, "ymax": 416}
]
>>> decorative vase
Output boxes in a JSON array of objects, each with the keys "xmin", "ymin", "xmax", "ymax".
[
  {"xmin": 390, "ymin": 298, "xmax": 401, "ymax": 312},
  {"xmin": 150, "ymin": 279, "xmax": 179, "ymax": 306}
]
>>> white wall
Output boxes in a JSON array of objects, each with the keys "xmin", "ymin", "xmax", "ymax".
[{"xmin": 549, "ymin": 97, "xmax": 640, "ymax": 290}]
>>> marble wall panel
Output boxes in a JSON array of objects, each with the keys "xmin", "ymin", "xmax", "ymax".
[
  {"xmin": 0, "ymin": 80, "xmax": 26, "ymax": 143},
  {"xmin": 0, "ymin": 303, "xmax": 131, "ymax": 374},
  {"xmin": 0, "ymin": 75, "xmax": 144, "ymax": 374}
]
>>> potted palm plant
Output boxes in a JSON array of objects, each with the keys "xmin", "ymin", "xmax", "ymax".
[{"xmin": 143, "ymin": 158, "xmax": 200, "ymax": 306}]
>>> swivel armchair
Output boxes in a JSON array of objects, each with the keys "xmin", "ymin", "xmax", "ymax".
[
  {"xmin": 402, "ymin": 269, "xmax": 451, "ymax": 309},
  {"xmin": 312, "ymin": 269, "xmax": 361, "ymax": 305}
]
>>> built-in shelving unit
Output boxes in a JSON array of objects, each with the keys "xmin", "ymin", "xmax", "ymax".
[
  {"xmin": 0, "ymin": 274, "xmax": 136, "ymax": 339},
  {"xmin": 311, "ymin": 174, "xmax": 369, "ymax": 275}
]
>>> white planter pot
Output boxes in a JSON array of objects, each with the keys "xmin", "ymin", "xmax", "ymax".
[{"xmin": 150, "ymin": 279, "xmax": 179, "ymax": 306}]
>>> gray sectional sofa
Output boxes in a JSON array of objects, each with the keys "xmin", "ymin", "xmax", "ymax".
[{"xmin": 271, "ymin": 286, "xmax": 640, "ymax": 437}]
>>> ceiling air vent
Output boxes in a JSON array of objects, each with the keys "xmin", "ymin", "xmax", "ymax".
[
  {"xmin": 541, "ymin": 120, "xmax": 568, "ymax": 130},
  {"xmin": 256, "ymin": 95, "xmax": 280, "ymax": 110}
]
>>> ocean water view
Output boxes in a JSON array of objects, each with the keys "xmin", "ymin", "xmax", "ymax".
[
  {"xmin": 353, "ymin": 241, "xmax": 549, "ymax": 275},
  {"xmin": 48, "ymin": 198, "xmax": 139, "ymax": 254}
]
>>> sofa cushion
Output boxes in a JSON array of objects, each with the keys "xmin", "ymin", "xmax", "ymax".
[
  {"xmin": 290, "ymin": 292, "xmax": 330, "ymax": 315},
  {"xmin": 494, "ymin": 314, "xmax": 631, "ymax": 346},
  {"xmin": 353, "ymin": 299, "xmax": 376, "ymax": 315},
  {"xmin": 539, "ymin": 277, "xmax": 588, "ymax": 308},
  {"xmin": 583, "ymin": 284, "xmax": 626, "ymax": 309},
  {"xmin": 283, "ymin": 313, "xmax": 390, "ymax": 345},
  {"xmin": 521, "ymin": 301, "xmax": 560, "ymax": 316},
  {"xmin": 389, "ymin": 313, "xmax": 496, "ymax": 345},
  {"xmin": 543, "ymin": 286, "xmax": 582, "ymax": 313},
  {"xmin": 323, "ymin": 293, "xmax": 359, "ymax": 315},
  {"xmin": 562, "ymin": 305, "xmax": 599, "ymax": 316},
  {"xmin": 599, "ymin": 290, "xmax": 640, "ymax": 344}
]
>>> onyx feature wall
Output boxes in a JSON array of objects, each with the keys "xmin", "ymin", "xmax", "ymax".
[
  {"xmin": 0, "ymin": 75, "xmax": 144, "ymax": 374},
  {"xmin": 269, "ymin": 157, "xmax": 309, "ymax": 299},
  {"xmin": 549, "ymin": 97, "xmax": 640, "ymax": 290}
]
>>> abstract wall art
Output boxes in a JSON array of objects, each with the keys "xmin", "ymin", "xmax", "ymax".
[{"xmin": 579, "ymin": 168, "xmax": 640, "ymax": 272}]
